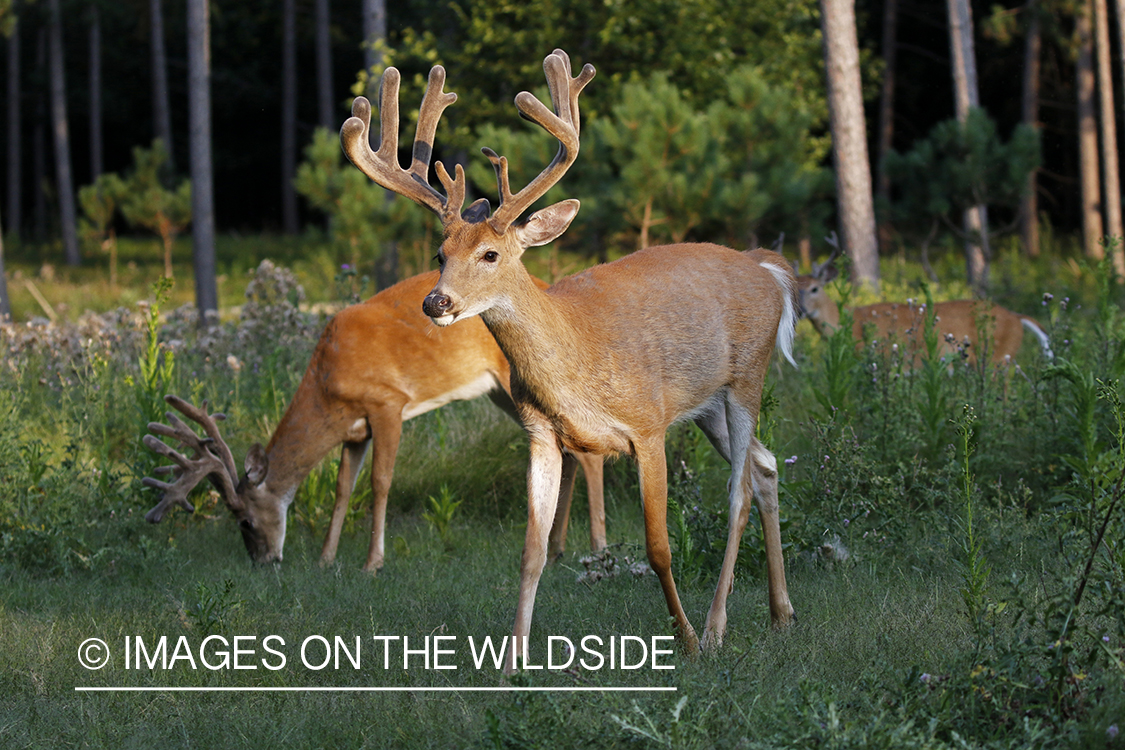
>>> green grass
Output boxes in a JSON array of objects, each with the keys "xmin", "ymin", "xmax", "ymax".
[
  {"xmin": 2, "ymin": 238, "xmax": 1124, "ymax": 748},
  {"xmin": 0, "ymin": 509, "xmax": 975, "ymax": 748}
]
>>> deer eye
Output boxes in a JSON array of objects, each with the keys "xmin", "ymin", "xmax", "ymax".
[
  {"xmin": 239, "ymin": 519, "xmax": 254, "ymax": 532},
  {"xmin": 482, "ymin": 250, "xmax": 499, "ymax": 263},
  {"xmin": 433, "ymin": 253, "xmax": 445, "ymax": 268}
]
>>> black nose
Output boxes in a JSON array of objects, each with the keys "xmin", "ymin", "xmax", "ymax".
[{"xmin": 423, "ymin": 293, "xmax": 453, "ymax": 317}]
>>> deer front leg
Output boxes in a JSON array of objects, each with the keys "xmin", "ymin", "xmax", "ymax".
[
  {"xmin": 636, "ymin": 436, "xmax": 699, "ymax": 655},
  {"xmin": 575, "ymin": 451, "xmax": 606, "ymax": 552},
  {"xmin": 507, "ymin": 427, "xmax": 564, "ymax": 674},
  {"xmin": 364, "ymin": 408, "xmax": 404, "ymax": 574},
  {"xmin": 320, "ymin": 438, "xmax": 371, "ymax": 566}
]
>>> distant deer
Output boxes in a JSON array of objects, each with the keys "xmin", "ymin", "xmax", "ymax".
[
  {"xmin": 142, "ymin": 270, "xmax": 605, "ymax": 571},
  {"xmin": 798, "ymin": 250, "xmax": 1051, "ymax": 366},
  {"xmin": 340, "ymin": 51, "xmax": 798, "ymax": 670}
]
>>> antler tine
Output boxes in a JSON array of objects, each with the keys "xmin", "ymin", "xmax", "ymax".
[
  {"xmin": 163, "ymin": 395, "xmax": 239, "ymax": 483},
  {"xmin": 141, "ymin": 433, "xmax": 229, "ymax": 523},
  {"xmin": 341, "ymin": 66, "xmax": 463, "ymax": 221},
  {"xmin": 814, "ymin": 231, "xmax": 842, "ymax": 279},
  {"xmin": 485, "ymin": 50, "xmax": 596, "ymax": 234},
  {"xmin": 141, "ymin": 395, "xmax": 244, "ymax": 523}
]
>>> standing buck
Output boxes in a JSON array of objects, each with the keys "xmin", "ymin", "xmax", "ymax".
[
  {"xmin": 798, "ymin": 255, "xmax": 1051, "ymax": 366},
  {"xmin": 142, "ymin": 270, "xmax": 605, "ymax": 570},
  {"xmin": 340, "ymin": 51, "xmax": 798, "ymax": 670}
]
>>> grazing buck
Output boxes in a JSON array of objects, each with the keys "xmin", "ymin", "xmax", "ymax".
[
  {"xmin": 798, "ymin": 253, "xmax": 1051, "ymax": 366},
  {"xmin": 340, "ymin": 50, "xmax": 798, "ymax": 671},
  {"xmin": 142, "ymin": 271, "xmax": 605, "ymax": 570}
]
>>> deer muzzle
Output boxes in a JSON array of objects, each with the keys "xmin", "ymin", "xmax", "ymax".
[{"xmin": 422, "ymin": 292, "xmax": 455, "ymax": 323}]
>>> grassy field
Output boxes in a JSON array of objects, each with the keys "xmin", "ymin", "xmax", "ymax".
[{"xmin": 1, "ymin": 240, "xmax": 1123, "ymax": 748}]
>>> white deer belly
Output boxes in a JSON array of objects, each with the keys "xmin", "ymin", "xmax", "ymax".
[{"xmin": 401, "ymin": 372, "xmax": 499, "ymax": 421}]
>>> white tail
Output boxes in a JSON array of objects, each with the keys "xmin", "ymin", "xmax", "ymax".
[
  {"xmin": 142, "ymin": 271, "xmax": 604, "ymax": 570},
  {"xmin": 341, "ymin": 50, "xmax": 797, "ymax": 672}
]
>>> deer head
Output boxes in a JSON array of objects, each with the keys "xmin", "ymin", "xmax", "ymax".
[
  {"xmin": 339, "ymin": 50, "xmax": 595, "ymax": 327},
  {"xmin": 142, "ymin": 395, "xmax": 288, "ymax": 563},
  {"xmin": 796, "ymin": 233, "xmax": 842, "ymax": 332}
]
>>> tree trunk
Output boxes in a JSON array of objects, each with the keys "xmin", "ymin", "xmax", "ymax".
[
  {"xmin": 947, "ymin": 0, "xmax": 989, "ymax": 296},
  {"xmin": 315, "ymin": 0, "xmax": 333, "ymax": 130},
  {"xmin": 33, "ymin": 28, "xmax": 46, "ymax": 241},
  {"xmin": 48, "ymin": 0, "xmax": 80, "ymax": 267},
  {"xmin": 1117, "ymin": 0, "xmax": 1125, "ymax": 272},
  {"xmin": 187, "ymin": 0, "xmax": 218, "ymax": 318},
  {"xmin": 875, "ymin": 0, "xmax": 897, "ymax": 204},
  {"xmin": 875, "ymin": 0, "xmax": 897, "ymax": 253},
  {"xmin": 819, "ymin": 0, "xmax": 880, "ymax": 291},
  {"xmin": 1094, "ymin": 0, "xmax": 1124, "ymax": 276},
  {"xmin": 363, "ymin": 0, "xmax": 386, "ymax": 99},
  {"xmin": 0, "ymin": 206, "xmax": 10, "ymax": 319},
  {"xmin": 89, "ymin": 3, "xmax": 103, "ymax": 179},
  {"xmin": 365, "ymin": 0, "xmax": 398, "ymax": 288},
  {"xmin": 6, "ymin": 18, "xmax": 21, "ymax": 240},
  {"xmin": 1020, "ymin": 0, "xmax": 1041, "ymax": 257},
  {"xmin": 1076, "ymin": 0, "xmax": 1104, "ymax": 259},
  {"xmin": 281, "ymin": 0, "xmax": 298, "ymax": 234},
  {"xmin": 152, "ymin": 0, "xmax": 175, "ymax": 171}
]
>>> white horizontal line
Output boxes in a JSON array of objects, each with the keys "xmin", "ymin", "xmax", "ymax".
[{"xmin": 75, "ymin": 686, "xmax": 676, "ymax": 693}]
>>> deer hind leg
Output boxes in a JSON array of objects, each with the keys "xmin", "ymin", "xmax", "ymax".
[
  {"xmin": 636, "ymin": 436, "xmax": 699, "ymax": 656},
  {"xmin": 750, "ymin": 434, "xmax": 795, "ymax": 629},
  {"xmin": 363, "ymin": 407, "xmax": 404, "ymax": 574},
  {"xmin": 508, "ymin": 427, "xmax": 565, "ymax": 674},
  {"xmin": 320, "ymin": 437, "xmax": 371, "ymax": 566},
  {"xmin": 701, "ymin": 395, "xmax": 754, "ymax": 651}
]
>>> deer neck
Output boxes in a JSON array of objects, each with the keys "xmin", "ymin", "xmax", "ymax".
[
  {"xmin": 479, "ymin": 270, "xmax": 585, "ymax": 410},
  {"xmin": 260, "ymin": 376, "xmax": 345, "ymax": 500},
  {"xmin": 810, "ymin": 298, "xmax": 842, "ymax": 336}
]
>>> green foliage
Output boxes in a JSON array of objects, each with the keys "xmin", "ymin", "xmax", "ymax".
[
  {"xmin": 423, "ymin": 484, "xmax": 463, "ymax": 546},
  {"xmin": 128, "ymin": 277, "xmax": 177, "ymax": 430},
  {"xmin": 952, "ymin": 405, "xmax": 992, "ymax": 628},
  {"xmin": 184, "ymin": 578, "xmax": 243, "ymax": 637},
  {"xmin": 293, "ymin": 456, "xmax": 372, "ymax": 540},
  {"xmin": 115, "ymin": 141, "xmax": 192, "ymax": 278},
  {"xmin": 884, "ymin": 108, "xmax": 1040, "ymax": 239},
  {"xmin": 3, "ymin": 247, "xmax": 1125, "ymax": 747},
  {"xmin": 294, "ymin": 128, "xmax": 439, "ymax": 282},
  {"xmin": 588, "ymin": 67, "xmax": 831, "ymax": 250},
  {"xmin": 390, "ymin": 0, "xmax": 830, "ymax": 144}
]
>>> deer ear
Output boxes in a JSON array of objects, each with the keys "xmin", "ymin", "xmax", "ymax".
[
  {"xmin": 514, "ymin": 199, "xmax": 580, "ymax": 248},
  {"xmin": 245, "ymin": 443, "xmax": 268, "ymax": 486},
  {"xmin": 819, "ymin": 263, "xmax": 839, "ymax": 283},
  {"xmin": 461, "ymin": 198, "xmax": 491, "ymax": 224}
]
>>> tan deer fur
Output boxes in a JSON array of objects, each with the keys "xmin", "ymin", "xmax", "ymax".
[
  {"xmin": 144, "ymin": 270, "xmax": 604, "ymax": 571},
  {"xmin": 340, "ymin": 50, "xmax": 798, "ymax": 672},
  {"xmin": 798, "ymin": 270, "xmax": 1051, "ymax": 366}
]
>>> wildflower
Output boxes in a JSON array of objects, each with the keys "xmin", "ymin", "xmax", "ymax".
[
  {"xmin": 919, "ymin": 673, "xmax": 931, "ymax": 684},
  {"xmin": 1108, "ymin": 725, "xmax": 1119, "ymax": 740},
  {"xmin": 227, "ymin": 354, "xmax": 243, "ymax": 373},
  {"xmin": 1105, "ymin": 635, "xmax": 1112, "ymax": 643},
  {"xmin": 1042, "ymin": 292, "xmax": 1053, "ymax": 303},
  {"xmin": 784, "ymin": 456, "xmax": 797, "ymax": 467},
  {"xmin": 341, "ymin": 263, "xmax": 351, "ymax": 270}
]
